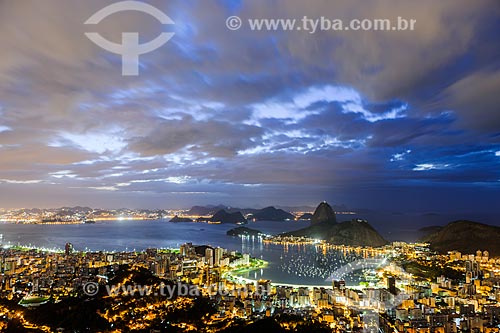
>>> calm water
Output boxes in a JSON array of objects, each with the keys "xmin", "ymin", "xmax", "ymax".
[{"xmin": 0, "ymin": 220, "xmax": 365, "ymax": 285}]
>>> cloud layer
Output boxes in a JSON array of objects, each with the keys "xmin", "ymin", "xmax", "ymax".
[{"xmin": 0, "ymin": 0, "xmax": 499, "ymax": 211}]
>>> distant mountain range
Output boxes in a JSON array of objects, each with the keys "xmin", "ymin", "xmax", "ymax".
[
  {"xmin": 184, "ymin": 204, "xmax": 353, "ymax": 217},
  {"xmin": 186, "ymin": 205, "xmax": 295, "ymax": 222},
  {"xmin": 283, "ymin": 202, "xmax": 388, "ymax": 247},
  {"xmin": 420, "ymin": 220, "xmax": 500, "ymax": 256},
  {"xmin": 248, "ymin": 207, "xmax": 294, "ymax": 221},
  {"xmin": 185, "ymin": 205, "xmax": 232, "ymax": 216},
  {"xmin": 208, "ymin": 210, "xmax": 247, "ymax": 224},
  {"xmin": 297, "ymin": 213, "xmax": 313, "ymax": 220},
  {"xmin": 169, "ymin": 215, "xmax": 194, "ymax": 223}
]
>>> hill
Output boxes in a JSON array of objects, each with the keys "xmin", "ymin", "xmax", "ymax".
[
  {"xmin": 419, "ymin": 225, "xmax": 444, "ymax": 234},
  {"xmin": 282, "ymin": 202, "xmax": 387, "ymax": 247},
  {"xmin": 297, "ymin": 213, "xmax": 313, "ymax": 220},
  {"xmin": 420, "ymin": 220, "xmax": 500, "ymax": 256},
  {"xmin": 227, "ymin": 227, "xmax": 262, "ymax": 237},
  {"xmin": 417, "ymin": 225, "xmax": 444, "ymax": 238},
  {"xmin": 169, "ymin": 215, "xmax": 193, "ymax": 222},
  {"xmin": 249, "ymin": 206, "xmax": 295, "ymax": 221},
  {"xmin": 186, "ymin": 205, "xmax": 294, "ymax": 221},
  {"xmin": 209, "ymin": 210, "xmax": 247, "ymax": 224},
  {"xmin": 284, "ymin": 219, "xmax": 388, "ymax": 247},
  {"xmin": 311, "ymin": 201, "xmax": 337, "ymax": 225},
  {"xmin": 186, "ymin": 205, "xmax": 228, "ymax": 216}
]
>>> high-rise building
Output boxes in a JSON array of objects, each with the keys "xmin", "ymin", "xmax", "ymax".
[
  {"xmin": 3, "ymin": 260, "xmax": 16, "ymax": 275},
  {"xmin": 205, "ymin": 248, "xmax": 214, "ymax": 267},
  {"xmin": 387, "ymin": 276, "xmax": 397, "ymax": 294},
  {"xmin": 333, "ymin": 280, "xmax": 346, "ymax": 293},
  {"xmin": 257, "ymin": 279, "xmax": 271, "ymax": 296},
  {"xmin": 152, "ymin": 258, "xmax": 168, "ymax": 277},
  {"xmin": 65, "ymin": 242, "xmax": 73, "ymax": 255},
  {"xmin": 180, "ymin": 244, "xmax": 187, "ymax": 256},
  {"xmin": 180, "ymin": 242, "xmax": 193, "ymax": 256},
  {"xmin": 214, "ymin": 247, "xmax": 224, "ymax": 267}
]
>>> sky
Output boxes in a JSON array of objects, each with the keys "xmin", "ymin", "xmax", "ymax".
[{"xmin": 0, "ymin": 0, "xmax": 499, "ymax": 212}]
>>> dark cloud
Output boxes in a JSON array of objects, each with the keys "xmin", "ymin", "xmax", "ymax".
[
  {"xmin": 128, "ymin": 117, "xmax": 263, "ymax": 157},
  {"xmin": 439, "ymin": 70, "xmax": 500, "ymax": 132},
  {"xmin": 0, "ymin": 0, "xmax": 499, "ymax": 211}
]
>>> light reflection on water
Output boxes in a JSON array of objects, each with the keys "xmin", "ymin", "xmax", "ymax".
[{"xmin": 0, "ymin": 220, "xmax": 367, "ymax": 285}]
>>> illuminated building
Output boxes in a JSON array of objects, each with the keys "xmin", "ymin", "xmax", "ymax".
[{"xmin": 64, "ymin": 242, "xmax": 73, "ymax": 256}]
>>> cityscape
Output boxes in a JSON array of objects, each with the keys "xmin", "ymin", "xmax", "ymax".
[
  {"xmin": 1, "ymin": 0, "xmax": 500, "ymax": 332},
  {"xmin": 1, "ymin": 202, "xmax": 500, "ymax": 332}
]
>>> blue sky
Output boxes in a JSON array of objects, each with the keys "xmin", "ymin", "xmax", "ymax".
[{"xmin": 0, "ymin": 0, "xmax": 499, "ymax": 213}]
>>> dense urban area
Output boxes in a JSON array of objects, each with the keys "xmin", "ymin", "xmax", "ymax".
[{"xmin": 1, "ymin": 237, "xmax": 500, "ymax": 332}]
